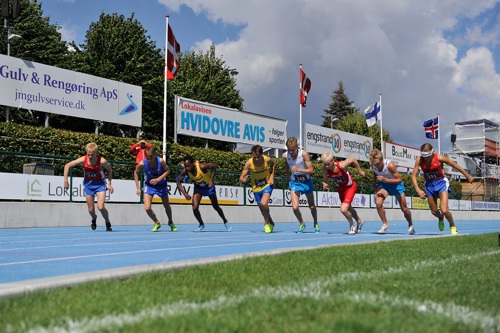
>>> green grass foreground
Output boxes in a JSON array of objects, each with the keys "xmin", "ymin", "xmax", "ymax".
[{"xmin": 1, "ymin": 234, "xmax": 499, "ymax": 333}]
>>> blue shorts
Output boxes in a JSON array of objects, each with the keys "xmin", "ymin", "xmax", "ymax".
[
  {"xmin": 254, "ymin": 185, "xmax": 274, "ymax": 205},
  {"xmin": 425, "ymin": 178, "xmax": 449, "ymax": 197},
  {"xmin": 377, "ymin": 181, "xmax": 405, "ymax": 196},
  {"xmin": 143, "ymin": 183, "xmax": 168, "ymax": 197},
  {"xmin": 83, "ymin": 179, "xmax": 107, "ymax": 196},
  {"xmin": 194, "ymin": 184, "xmax": 216, "ymax": 197},
  {"xmin": 289, "ymin": 178, "xmax": 313, "ymax": 195}
]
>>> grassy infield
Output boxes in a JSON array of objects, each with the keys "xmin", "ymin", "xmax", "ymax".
[{"xmin": 1, "ymin": 233, "xmax": 499, "ymax": 333}]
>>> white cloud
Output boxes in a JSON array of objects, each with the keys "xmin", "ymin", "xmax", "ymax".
[
  {"xmin": 57, "ymin": 25, "xmax": 77, "ymax": 44},
  {"xmin": 160, "ymin": 0, "xmax": 500, "ymax": 151}
]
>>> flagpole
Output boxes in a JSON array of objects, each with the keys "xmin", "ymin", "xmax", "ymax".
[
  {"xmin": 162, "ymin": 15, "xmax": 169, "ymax": 161},
  {"xmin": 299, "ymin": 64, "xmax": 303, "ymax": 148},
  {"xmin": 379, "ymin": 93, "xmax": 383, "ymax": 157},
  {"xmin": 437, "ymin": 113, "xmax": 441, "ymax": 154}
]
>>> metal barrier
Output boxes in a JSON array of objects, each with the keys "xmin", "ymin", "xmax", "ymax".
[{"xmin": 0, "ymin": 150, "xmax": 491, "ymax": 202}]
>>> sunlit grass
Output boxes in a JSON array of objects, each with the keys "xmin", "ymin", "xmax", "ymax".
[{"xmin": 1, "ymin": 234, "xmax": 499, "ymax": 333}]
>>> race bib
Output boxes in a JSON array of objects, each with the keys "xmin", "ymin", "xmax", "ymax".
[
  {"xmin": 255, "ymin": 178, "xmax": 267, "ymax": 187},
  {"xmin": 294, "ymin": 174, "xmax": 307, "ymax": 182}
]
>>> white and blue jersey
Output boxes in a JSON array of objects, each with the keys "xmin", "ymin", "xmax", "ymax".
[
  {"xmin": 286, "ymin": 148, "xmax": 313, "ymax": 195},
  {"xmin": 372, "ymin": 159, "xmax": 405, "ymax": 196}
]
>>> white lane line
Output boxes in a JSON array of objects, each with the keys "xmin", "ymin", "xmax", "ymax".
[
  {"xmin": 23, "ymin": 250, "xmax": 500, "ymax": 333},
  {"xmin": 0, "ymin": 235, "xmax": 351, "ymax": 266}
]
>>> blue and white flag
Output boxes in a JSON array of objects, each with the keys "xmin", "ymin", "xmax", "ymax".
[
  {"xmin": 364, "ymin": 101, "xmax": 381, "ymax": 127},
  {"xmin": 423, "ymin": 117, "xmax": 439, "ymax": 139}
]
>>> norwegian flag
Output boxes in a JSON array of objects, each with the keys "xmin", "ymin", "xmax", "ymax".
[
  {"xmin": 166, "ymin": 17, "xmax": 180, "ymax": 80},
  {"xmin": 300, "ymin": 67, "xmax": 311, "ymax": 107},
  {"xmin": 423, "ymin": 117, "xmax": 439, "ymax": 139}
]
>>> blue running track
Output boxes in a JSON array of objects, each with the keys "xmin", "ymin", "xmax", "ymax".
[{"xmin": 0, "ymin": 220, "xmax": 498, "ymax": 298}]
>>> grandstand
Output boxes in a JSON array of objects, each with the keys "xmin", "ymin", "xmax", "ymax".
[{"xmin": 453, "ymin": 119, "xmax": 500, "ymax": 201}]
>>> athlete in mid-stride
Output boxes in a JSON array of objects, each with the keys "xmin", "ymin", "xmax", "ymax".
[
  {"xmin": 239, "ymin": 145, "xmax": 276, "ymax": 233},
  {"xmin": 176, "ymin": 155, "xmax": 231, "ymax": 232},
  {"xmin": 283, "ymin": 137, "xmax": 319, "ymax": 233},
  {"xmin": 321, "ymin": 151, "xmax": 365, "ymax": 235},
  {"xmin": 411, "ymin": 143, "xmax": 473, "ymax": 235},
  {"xmin": 369, "ymin": 148, "xmax": 415, "ymax": 235},
  {"xmin": 134, "ymin": 146, "xmax": 176, "ymax": 233},
  {"xmin": 63, "ymin": 142, "xmax": 114, "ymax": 232}
]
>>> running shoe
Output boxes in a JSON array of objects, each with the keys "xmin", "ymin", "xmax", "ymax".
[
  {"xmin": 224, "ymin": 222, "xmax": 232, "ymax": 232},
  {"xmin": 264, "ymin": 224, "xmax": 272, "ymax": 233},
  {"xmin": 377, "ymin": 224, "xmax": 388, "ymax": 234},
  {"xmin": 450, "ymin": 226, "xmax": 458, "ymax": 235},
  {"xmin": 348, "ymin": 225, "xmax": 356, "ymax": 235},
  {"xmin": 314, "ymin": 224, "xmax": 321, "ymax": 233},
  {"xmin": 356, "ymin": 219, "xmax": 364, "ymax": 233},
  {"xmin": 408, "ymin": 225, "xmax": 416, "ymax": 235},
  {"xmin": 168, "ymin": 222, "xmax": 177, "ymax": 232},
  {"xmin": 296, "ymin": 224, "xmax": 306, "ymax": 233},
  {"xmin": 106, "ymin": 223, "xmax": 112, "ymax": 232},
  {"xmin": 194, "ymin": 224, "xmax": 205, "ymax": 232},
  {"xmin": 438, "ymin": 219, "xmax": 444, "ymax": 231},
  {"xmin": 269, "ymin": 222, "xmax": 275, "ymax": 232},
  {"xmin": 91, "ymin": 219, "xmax": 97, "ymax": 231},
  {"xmin": 151, "ymin": 223, "xmax": 161, "ymax": 232}
]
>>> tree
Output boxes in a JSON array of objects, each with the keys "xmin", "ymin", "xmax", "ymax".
[
  {"xmin": 321, "ymin": 81, "xmax": 391, "ymax": 153},
  {"xmin": 0, "ymin": 0, "xmax": 70, "ymax": 125},
  {"xmin": 167, "ymin": 45, "xmax": 244, "ymax": 151},
  {"xmin": 1, "ymin": 6, "xmax": 244, "ymax": 152},
  {"xmin": 321, "ymin": 81, "xmax": 357, "ymax": 129},
  {"xmin": 63, "ymin": 12, "xmax": 164, "ymax": 137}
]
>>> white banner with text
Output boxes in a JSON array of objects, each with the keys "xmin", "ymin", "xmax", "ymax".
[
  {"xmin": 0, "ymin": 173, "xmax": 487, "ymax": 212},
  {"xmin": 0, "ymin": 54, "xmax": 142, "ymax": 126},
  {"xmin": 303, "ymin": 123, "xmax": 373, "ymax": 162},
  {"xmin": 175, "ymin": 96, "xmax": 288, "ymax": 149}
]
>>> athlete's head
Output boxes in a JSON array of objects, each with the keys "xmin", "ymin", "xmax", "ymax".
[
  {"xmin": 145, "ymin": 146, "xmax": 156, "ymax": 162},
  {"xmin": 369, "ymin": 148, "xmax": 383, "ymax": 165},
  {"xmin": 286, "ymin": 137, "xmax": 299, "ymax": 156},
  {"xmin": 420, "ymin": 143, "xmax": 434, "ymax": 159},
  {"xmin": 320, "ymin": 151, "xmax": 334, "ymax": 166},
  {"xmin": 85, "ymin": 142, "xmax": 98, "ymax": 159},
  {"xmin": 182, "ymin": 155, "xmax": 196, "ymax": 172},
  {"xmin": 250, "ymin": 145, "xmax": 264, "ymax": 163}
]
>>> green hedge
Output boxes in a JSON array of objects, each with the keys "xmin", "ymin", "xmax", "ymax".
[{"xmin": 0, "ymin": 122, "xmax": 463, "ymax": 197}]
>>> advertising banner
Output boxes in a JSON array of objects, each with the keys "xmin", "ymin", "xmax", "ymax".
[
  {"xmin": 384, "ymin": 141, "xmax": 420, "ymax": 168},
  {"xmin": 175, "ymin": 96, "xmax": 288, "ymax": 149},
  {"xmin": 0, "ymin": 54, "xmax": 142, "ymax": 126},
  {"xmin": 317, "ymin": 191, "xmax": 370, "ymax": 208},
  {"xmin": 303, "ymin": 123, "xmax": 372, "ymax": 162},
  {"xmin": 1, "ymin": 173, "xmax": 242, "ymax": 204}
]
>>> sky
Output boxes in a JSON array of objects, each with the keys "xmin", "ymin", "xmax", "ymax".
[{"xmin": 40, "ymin": 0, "xmax": 500, "ymax": 153}]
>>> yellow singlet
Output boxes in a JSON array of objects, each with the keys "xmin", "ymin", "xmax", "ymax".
[
  {"xmin": 187, "ymin": 161, "xmax": 211, "ymax": 186},
  {"xmin": 249, "ymin": 157, "xmax": 270, "ymax": 192}
]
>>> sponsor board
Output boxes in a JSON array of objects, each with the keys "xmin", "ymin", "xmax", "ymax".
[
  {"xmin": 303, "ymin": 123, "xmax": 372, "ymax": 162},
  {"xmin": 0, "ymin": 54, "xmax": 142, "ymax": 126},
  {"xmin": 175, "ymin": 96, "xmax": 287, "ymax": 149}
]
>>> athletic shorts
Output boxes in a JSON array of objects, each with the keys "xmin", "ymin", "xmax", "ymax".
[
  {"xmin": 143, "ymin": 183, "xmax": 168, "ymax": 197},
  {"xmin": 338, "ymin": 182, "xmax": 357, "ymax": 205},
  {"xmin": 289, "ymin": 178, "xmax": 313, "ymax": 195},
  {"xmin": 194, "ymin": 184, "xmax": 216, "ymax": 197},
  {"xmin": 83, "ymin": 179, "xmax": 107, "ymax": 196},
  {"xmin": 254, "ymin": 185, "xmax": 274, "ymax": 205},
  {"xmin": 425, "ymin": 177, "xmax": 449, "ymax": 197},
  {"xmin": 377, "ymin": 181, "xmax": 405, "ymax": 196}
]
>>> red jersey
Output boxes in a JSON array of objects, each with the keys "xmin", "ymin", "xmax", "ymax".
[
  {"xmin": 327, "ymin": 161, "xmax": 354, "ymax": 189},
  {"xmin": 130, "ymin": 143, "xmax": 152, "ymax": 164},
  {"xmin": 83, "ymin": 155, "xmax": 104, "ymax": 181},
  {"xmin": 419, "ymin": 153, "xmax": 445, "ymax": 181}
]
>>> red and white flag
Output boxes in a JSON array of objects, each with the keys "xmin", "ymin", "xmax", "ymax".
[
  {"xmin": 300, "ymin": 67, "xmax": 311, "ymax": 107},
  {"xmin": 166, "ymin": 18, "xmax": 180, "ymax": 80}
]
